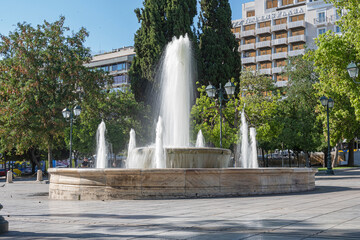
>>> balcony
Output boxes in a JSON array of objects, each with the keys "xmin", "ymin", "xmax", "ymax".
[
  {"xmin": 314, "ymin": 17, "xmax": 330, "ymax": 26},
  {"xmin": 272, "ymin": 66, "xmax": 285, "ymax": 74},
  {"xmin": 256, "ymin": 41, "xmax": 271, "ymax": 48},
  {"xmin": 329, "ymin": 15, "xmax": 341, "ymax": 24},
  {"xmin": 240, "ymin": 43, "xmax": 255, "ymax": 51},
  {"xmin": 256, "ymin": 54, "xmax": 272, "ymax": 62},
  {"xmin": 234, "ymin": 32, "xmax": 240, "ymax": 39},
  {"xmin": 288, "ymin": 35, "xmax": 305, "ymax": 43},
  {"xmin": 241, "ymin": 30, "xmax": 255, "ymax": 37},
  {"xmin": 272, "ymin": 38, "xmax": 288, "ymax": 46},
  {"xmin": 288, "ymin": 20, "xmax": 305, "ymax": 29},
  {"xmin": 259, "ymin": 68, "xmax": 272, "ymax": 75},
  {"xmin": 241, "ymin": 57, "xmax": 256, "ymax": 64},
  {"xmin": 275, "ymin": 81, "xmax": 288, "ymax": 88},
  {"xmin": 272, "ymin": 52, "xmax": 288, "ymax": 60},
  {"xmin": 289, "ymin": 49, "xmax": 305, "ymax": 57},
  {"xmin": 272, "ymin": 24, "xmax": 287, "ymax": 32},
  {"xmin": 256, "ymin": 27, "xmax": 271, "ymax": 35}
]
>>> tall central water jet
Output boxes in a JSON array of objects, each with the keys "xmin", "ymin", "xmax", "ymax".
[
  {"xmin": 96, "ymin": 120, "xmax": 108, "ymax": 168},
  {"xmin": 159, "ymin": 35, "xmax": 193, "ymax": 147}
]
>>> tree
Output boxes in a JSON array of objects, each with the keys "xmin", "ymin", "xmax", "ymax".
[
  {"xmin": 307, "ymin": 31, "xmax": 360, "ymax": 166},
  {"xmin": 191, "ymin": 72, "xmax": 280, "ymax": 152},
  {"xmin": 130, "ymin": 0, "xmax": 197, "ymax": 103},
  {"xmin": 197, "ymin": 0, "xmax": 240, "ymax": 88},
  {"xmin": 276, "ymin": 56, "xmax": 323, "ymax": 166},
  {"xmin": 0, "ymin": 17, "xmax": 107, "ymax": 169},
  {"xmin": 71, "ymin": 91, "xmax": 151, "ymax": 159}
]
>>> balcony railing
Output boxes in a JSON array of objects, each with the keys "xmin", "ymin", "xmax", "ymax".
[
  {"xmin": 241, "ymin": 57, "xmax": 256, "ymax": 64},
  {"xmin": 241, "ymin": 30, "xmax": 255, "ymax": 37},
  {"xmin": 272, "ymin": 52, "xmax": 288, "ymax": 59},
  {"xmin": 256, "ymin": 55, "xmax": 272, "ymax": 62},
  {"xmin": 272, "ymin": 66, "xmax": 285, "ymax": 74},
  {"xmin": 288, "ymin": 20, "xmax": 305, "ymax": 29},
  {"xmin": 240, "ymin": 43, "xmax": 256, "ymax": 51},
  {"xmin": 289, "ymin": 49, "xmax": 305, "ymax": 57},
  {"xmin": 272, "ymin": 38, "xmax": 288, "ymax": 46},
  {"xmin": 256, "ymin": 27, "xmax": 271, "ymax": 35},
  {"xmin": 314, "ymin": 17, "xmax": 330, "ymax": 26},
  {"xmin": 272, "ymin": 24, "xmax": 287, "ymax": 31},
  {"xmin": 275, "ymin": 81, "xmax": 288, "ymax": 88},
  {"xmin": 259, "ymin": 68, "xmax": 272, "ymax": 75},
  {"xmin": 288, "ymin": 35, "xmax": 305, "ymax": 43},
  {"xmin": 256, "ymin": 41, "xmax": 271, "ymax": 48}
]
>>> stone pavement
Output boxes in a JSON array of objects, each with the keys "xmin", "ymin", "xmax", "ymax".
[{"xmin": 0, "ymin": 168, "xmax": 360, "ymax": 240}]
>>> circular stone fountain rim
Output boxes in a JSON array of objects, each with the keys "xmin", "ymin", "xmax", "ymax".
[{"xmin": 134, "ymin": 147, "xmax": 231, "ymax": 154}]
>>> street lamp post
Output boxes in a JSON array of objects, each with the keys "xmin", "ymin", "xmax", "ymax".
[
  {"xmin": 62, "ymin": 106, "xmax": 82, "ymax": 168},
  {"xmin": 320, "ymin": 96, "xmax": 334, "ymax": 175},
  {"xmin": 205, "ymin": 81, "xmax": 235, "ymax": 148}
]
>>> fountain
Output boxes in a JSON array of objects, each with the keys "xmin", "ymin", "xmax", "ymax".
[
  {"xmin": 95, "ymin": 120, "xmax": 107, "ymax": 168},
  {"xmin": 48, "ymin": 35, "xmax": 317, "ymax": 200},
  {"xmin": 196, "ymin": 130, "xmax": 205, "ymax": 148}
]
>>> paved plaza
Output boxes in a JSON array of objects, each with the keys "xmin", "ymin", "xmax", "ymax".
[{"xmin": 0, "ymin": 168, "xmax": 360, "ymax": 239}]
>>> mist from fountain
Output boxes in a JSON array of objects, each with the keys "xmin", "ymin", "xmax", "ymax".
[
  {"xmin": 155, "ymin": 116, "xmax": 165, "ymax": 168},
  {"xmin": 238, "ymin": 110, "xmax": 259, "ymax": 168},
  {"xmin": 159, "ymin": 34, "xmax": 193, "ymax": 147},
  {"xmin": 196, "ymin": 130, "xmax": 205, "ymax": 147},
  {"xmin": 96, "ymin": 120, "xmax": 108, "ymax": 168}
]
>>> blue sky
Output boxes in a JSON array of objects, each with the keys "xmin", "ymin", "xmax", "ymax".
[{"xmin": 0, "ymin": 0, "xmax": 252, "ymax": 55}]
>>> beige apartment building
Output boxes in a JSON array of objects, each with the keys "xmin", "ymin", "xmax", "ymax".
[
  {"xmin": 232, "ymin": 0, "xmax": 341, "ymax": 87},
  {"xmin": 85, "ymin": 46, "xmax": 135, "ymax": 92}
]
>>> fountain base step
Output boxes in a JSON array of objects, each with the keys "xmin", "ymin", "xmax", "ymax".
[{"xmin": 49, "ymin": 168, "xmax": 317, "ymax": 200}]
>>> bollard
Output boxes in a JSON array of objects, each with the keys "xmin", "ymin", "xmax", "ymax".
[
  {"xmin": 6, "ymin": 171, "xmax": 13, "ymax": 183},
  {"xmin": 0, "ymin": 204, "xmax": 9, "ymax": 233},
  {"xmin": 37, "ymin": 170, "xmax": 43, "ymax": 181}
]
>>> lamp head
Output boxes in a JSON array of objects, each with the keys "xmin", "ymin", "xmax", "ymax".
[
  {"xmin": 205, "ymin": 84, "xmax": 216, "ymax": 98},
  {"xmin": 62, "ymin": 108, "xmax": 71, "ymax": 119}
]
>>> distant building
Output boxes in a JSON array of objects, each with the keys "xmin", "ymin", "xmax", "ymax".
[
  {"xmin": 232, "ymin": 0, "xmax": 341, "ymax": 87},
  {"xmin": 85, "ymin": 46, "xmax": 135, "ymax": 92}
]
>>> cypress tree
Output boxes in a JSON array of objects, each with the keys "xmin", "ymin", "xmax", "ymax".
[
  {"xmin": 198, "ymin": 0, "xmax": 240, "ymax": 88},
  {"xmin": 130, "ymin": 0, "xmax": 197, "ymax": 103}
]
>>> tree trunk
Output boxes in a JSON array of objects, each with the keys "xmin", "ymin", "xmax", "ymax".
[
  {"xmin": 30, "ymin": 148, "xmax": 42, "ymax": 172},
  {"xmin": 288, "ymin": 149, "xmax": 291, "ymax": 167},
  {"xmin": 348, "ymin": 138, "xmax": 355, "ymax": 167},
  {"xmin": 333, "ymin": 142, "xmax": 340, "ymax": 168},
  {"xmin": 305, "ymin": 151, "xmax": 310, "ymax": 168},
  {"xmin": 47, "ymin": 135, "xmax": 53, "ymax": 170}
]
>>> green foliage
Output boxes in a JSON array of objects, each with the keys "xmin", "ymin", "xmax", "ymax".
[
  {"xmin": 191, "ymin": 72, "xmax": 279, "ymax": 149},
  {"xmin": 71, "ymin": 90, "xmax": 151, "ymax": 156},
  {"xmin": 0, "ymin": 17, "xmax": 107, "ymax": 165},
  {"xmin": 198, "ymin": 0, "xmax": 240, "ymax": 88},
  {"xmin": 307, "ymin": 31, "xmax": 360, "ymax": 146},
  {"xmin": 276, "ymin": 56, "xmax": 323, "ymax": 153},
  {"xmin": 130, "ymin": 0, "xmax": 197, "ymax": 103}
]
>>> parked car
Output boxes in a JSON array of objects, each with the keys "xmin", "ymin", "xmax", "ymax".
[{"xmin": 0, "ymin": 168, "xmax": 5, "ymax": 176}]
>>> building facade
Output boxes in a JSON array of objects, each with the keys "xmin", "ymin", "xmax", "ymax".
[
  {"xmin": 232, "ymin": 0, "xmax": 340, "ymax": 87},
  {"xmin": 85, "ymin": 46, "xmax": 135, "ymax": 92}
]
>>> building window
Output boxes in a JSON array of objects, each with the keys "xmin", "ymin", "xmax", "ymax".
[
  {"xmin": 247, "ymin": 10, "xmax": 255, "ymax": 17},
  {"xmin": 335, "ymin": 26, "xmax": 341, "ymax": 33},
  {"xmin": 260, "ymin": 48, "xmax": 271, "ymax": 55},
  {"xmin": 317, "ymin": 12, "xmax": 326, "ymax": 23},
  {"xmin": 275, "ymin": 31, "xmax": 287, "ymax": 39},
  {"xmin": 291, "ymin": 29, "xmax": 305, "ymax": 36},
  {"xmin": 259, "ymin": 35, "xmax": 271, "ymax": 42},
  {"xmin": 276, "ymin": 60, "xmax": 286, "ymax": 67},
  {"xmin": 317, "ymin": 27, "xmax": 326, "ymax": 36},
  {"xmin": 266, "ymin": 0, "xmax": 278, "ymax": 9},
  {"xmin": 113, "ymin": 75, "xmax": 129, "ymax": 85},
  {"xmin": 244, "ymin": 24, "xmax": 255, "ymax": 31},
  {"xmin": 275, "ymin": 18, "xmax": 287, "ymax": 25},
  {"xmin": 276, "ymin": 45, "xmax": 287, "ymax": 53},
  {"xmin": 244, "ymin": 51, "xmax": 256, "ymax": 57},
  {"xmin": 244, "ymin": 37, "xmax": 256, "ymax": 44},
  {"xmin": 260, "ymin": 62, "xmax": 272, "ymax": 69},
  {"xmin": 290, "ymin": 14, "xmax": 304, "ymax": 22},
  {"xmin": 292, "ymin": 43, "xmax": 304, "ymax": 50},
  {"xmin": 259, "ymin": 21, "xmax": 271, "ymax": 28},
  {"xmin": 282, "ymin": 0, "xmax": 293, "ymax": 6},
  {"xmin": 276, "ymin": 74, "xmax": 288, "ymax": 81}
]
